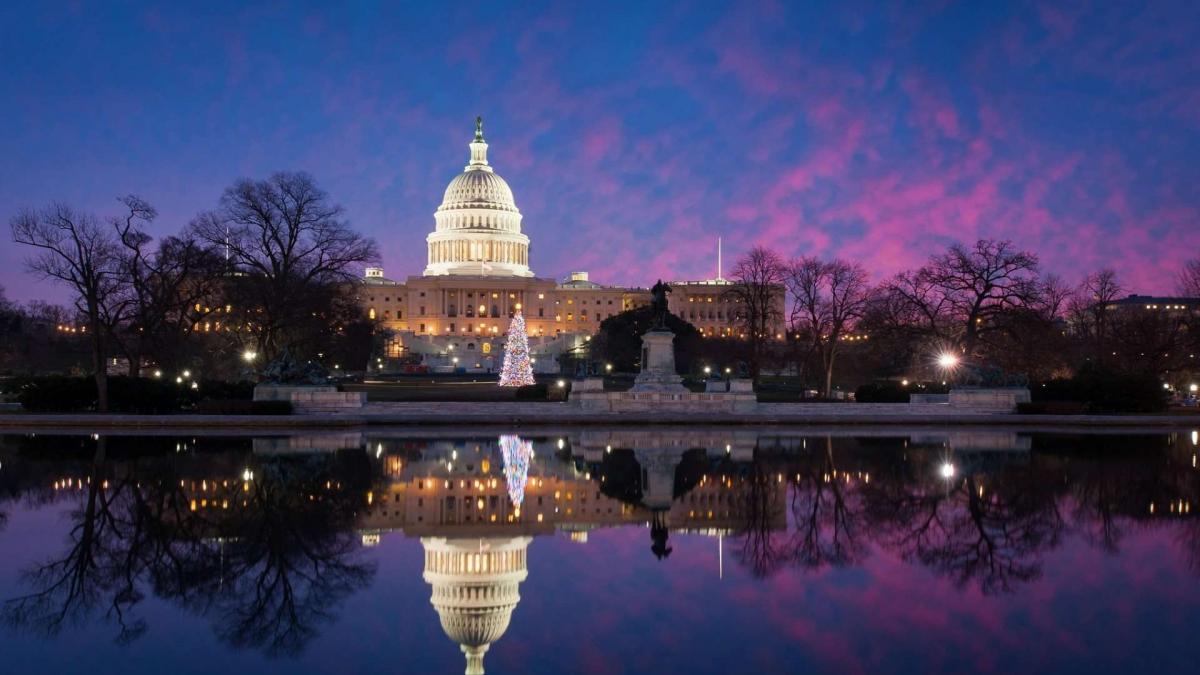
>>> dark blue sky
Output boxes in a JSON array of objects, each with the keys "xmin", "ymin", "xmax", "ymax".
[{"xmin": 3, "ymin": 1, "xmax": 1198, "ymax": 303}]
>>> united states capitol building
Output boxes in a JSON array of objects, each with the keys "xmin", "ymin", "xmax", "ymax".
[{"xmin": 357, "ymin": 118, "xmax": 783, "ymax": 373}]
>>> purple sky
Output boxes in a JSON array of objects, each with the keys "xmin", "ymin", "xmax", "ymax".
[{"xmin": 3, "ymin": 1, "xmax": 1199, "ymax": 305}]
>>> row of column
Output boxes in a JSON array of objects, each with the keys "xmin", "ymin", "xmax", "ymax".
[
  {"xmin": 431, "ymin": 239, "xmax": 527, "ymax": 266},
  {"xmin": 442, "ymin": 288, "xmax": 524, "ymax": 317}
]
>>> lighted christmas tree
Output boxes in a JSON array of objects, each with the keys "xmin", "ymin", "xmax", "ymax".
[
  {"xmin": 498, "ymin": 310, "xmax": 535, "ymax": 386},
  {"xmin": 499, "ymin": 434, "xmax": 533, "ymax": 508}
]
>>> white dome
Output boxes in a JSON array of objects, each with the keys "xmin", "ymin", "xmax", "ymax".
[
  {"xmin": 440, "ymin": 170, "xmax": 518, "ymax": 213},
  {"xmin": 424, "ymin": 117, "xmax": 533, "ymax": 278}
]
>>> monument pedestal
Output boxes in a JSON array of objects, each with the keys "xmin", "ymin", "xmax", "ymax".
[{"xmin": 633, "ymin": 329, "xmax": 686, "ymax": 393}]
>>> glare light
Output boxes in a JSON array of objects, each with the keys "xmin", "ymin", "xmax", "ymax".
[
  {"xmin": 1190, "ymin": 384, "xmax": 1198, "ymax": 393},
  {"xmin": 242, "ymin": 350, "xmax": 257, "ymax": 363},
  {"xmin": 557, "ymin": 379, "xmax": 566, "ymax": 388},
  {"xmin": 939, "ymin": 462, "xmax": 956, "ymax": 479},
  {"xmin": 937, "ymin": 353, "xmax": 959, "ymax": 369},
  {"xmin": 901, "ymin": 379, "xmax": 909, "ymax": 386}
]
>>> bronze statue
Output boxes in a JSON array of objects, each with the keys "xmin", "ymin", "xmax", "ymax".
[{"xmin": 649, "ymin": 279, "xmax": 672, "ymax": 329}]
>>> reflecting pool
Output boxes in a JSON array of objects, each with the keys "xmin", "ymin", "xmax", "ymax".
[{"xmin": 1, "ymin": 427, "xmax": 1198, "ymax": 674}]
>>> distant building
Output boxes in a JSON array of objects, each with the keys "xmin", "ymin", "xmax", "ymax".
[
  {"xmin": 356, "ymin": 119, "xmax": 784, "ymax": 373},
  {"xmin": 1103, "ymin": 294, "xmax": 1200, "ymax": 313}
]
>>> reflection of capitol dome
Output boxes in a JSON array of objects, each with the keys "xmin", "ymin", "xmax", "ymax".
[
  {"xmin": 424, "ymin": 117, "xmax": 533, "ymax": 278},
  {"xmin": 422, "ymin": 536, "xmax": 532, "ymax": 675}
]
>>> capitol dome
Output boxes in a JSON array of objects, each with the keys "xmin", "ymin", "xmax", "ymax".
[
  {"xmin": 424, "ymin": 118, "xmax": 533, "ymax": 277},
  {"xmin": 422, "ymin": 536, "xmax": 532, "ymax": 675}
]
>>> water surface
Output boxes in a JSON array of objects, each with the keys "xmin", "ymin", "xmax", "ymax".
[{"xmin": 1, "ymin": 428, "xmax": 1197, "ymax": 674}]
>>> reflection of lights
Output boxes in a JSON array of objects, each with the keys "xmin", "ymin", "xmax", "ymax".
[
  {"xmin": 939, "ymin": 462, "xmax": 956, "ymax": 479},
  {"xmin": 499, "ymin": 434, "xmax": 533, "ymax": 508},
  {"xmin": 937, "ymin": 353, "xmax": 959, "ymax": 369}
]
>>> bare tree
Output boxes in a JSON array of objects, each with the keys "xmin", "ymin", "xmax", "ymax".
[
  {"xmin": 11, "ymin": 203, "xmax": 127, "ymax": 411},
  {"xmin": 879, "ymin": 239, "xmax": 1042, "ymax": 367},
  {"xmin": 1179, "ymin": 259, "xmax": 1200, "ymax": 297},
  {"xmin": 112, "ymin": 196, "xmax": 224, "ymax": 376},
  {"xmin": 1067, "ymin": 269, "xmax": 1124, "ymax": 366},
  {"xmin": 724, "ymin": 246, "xmax": 786, "ymax": 378},
  {"xmin": 190, "ymin": 172, "xmax": 379, "ymax": 361},
  {"xmin": 787, "ymin": 257, "xmax": 872, "ymax": 397}
]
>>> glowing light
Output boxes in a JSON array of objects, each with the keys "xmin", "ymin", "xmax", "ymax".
[
  {"xmin": 901, "ymin": 379, "xmax": 909, "ymax": 386},
  {"xmin": 939, "ymin": 462, "xmax": 956, "ymax": 479},
  {"xmin": 937, "ymin": 353, "xmax": 959, "ymax": 370},
  {"xmin": 1190, "ymin": 384, "xmax": 1198, "ymax": 393},
  {"xmin": 242, "ymin": 350, "xmax": 257, "ymax": 362},
  {"xmin": 498, "ymin": 310, "xmax": 536, "ymax": 386},
  {"xmin": 557, "ymin": 379, "xmax": 566, "ymax": 388}
]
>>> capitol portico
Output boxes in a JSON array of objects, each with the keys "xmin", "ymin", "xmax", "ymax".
[{"xmin": 357, "ymin": 118, "xmax": 785, "ymax": 373}]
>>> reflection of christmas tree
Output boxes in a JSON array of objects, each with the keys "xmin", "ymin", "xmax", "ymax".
[
  {"xmin": 499, "ymin": 434, "xmax": 532, "ymax": 508},
  {"xmin": 498, "ymin": 310, "xmax": 535, "ymax": 386}
]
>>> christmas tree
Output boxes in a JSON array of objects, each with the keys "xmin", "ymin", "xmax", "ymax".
[{"xmin": 498, "ymin": 309, "xmax": 535, "ymax": 386}]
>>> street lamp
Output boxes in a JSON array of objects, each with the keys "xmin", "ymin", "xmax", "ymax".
[
  {"xmin": 243, "ymin": 350, "xmax": 257, "ymax": 363},
  {"xmin": 939, "ymin": 462, "xmax": 956, "ymax": 479},
  {"xmin": 704, "ymin": 366, "xmax": 712, "ymax": 376},
  {"xmin": 937, "ymin": 353, "xmax": 959, "ymax": 370}
]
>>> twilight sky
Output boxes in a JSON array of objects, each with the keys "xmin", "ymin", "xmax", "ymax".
[{"xmin": 2, "ymin": 0, "xmax": 1199, "ymax": 304}]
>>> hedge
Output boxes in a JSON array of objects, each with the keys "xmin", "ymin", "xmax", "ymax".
[{"xmin": 13, "ymin": 376, "xmax": 258, "ymax": 413}]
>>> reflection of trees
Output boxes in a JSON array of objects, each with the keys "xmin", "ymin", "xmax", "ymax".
[
  {"xmin": 733, "ymin": 459, "xmax": 788, "ymax": 578},
  {"xmin": 863, "ymin": 457, "xmax": 1065, "ymax": 594},
  {"xmin": 2, "ymin": 439, "xmax": 153, "ymax": 643},
  {"xmin": 787, "ymin": 438, "xmax": 867, "ymax": 571},
  {"xmin": 3, "ymin": 444, "xmax": 376, "ymax": 656},
  {"xmin": 182, "ymin": 455, "xmax": 375, "ymax": 655}
]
